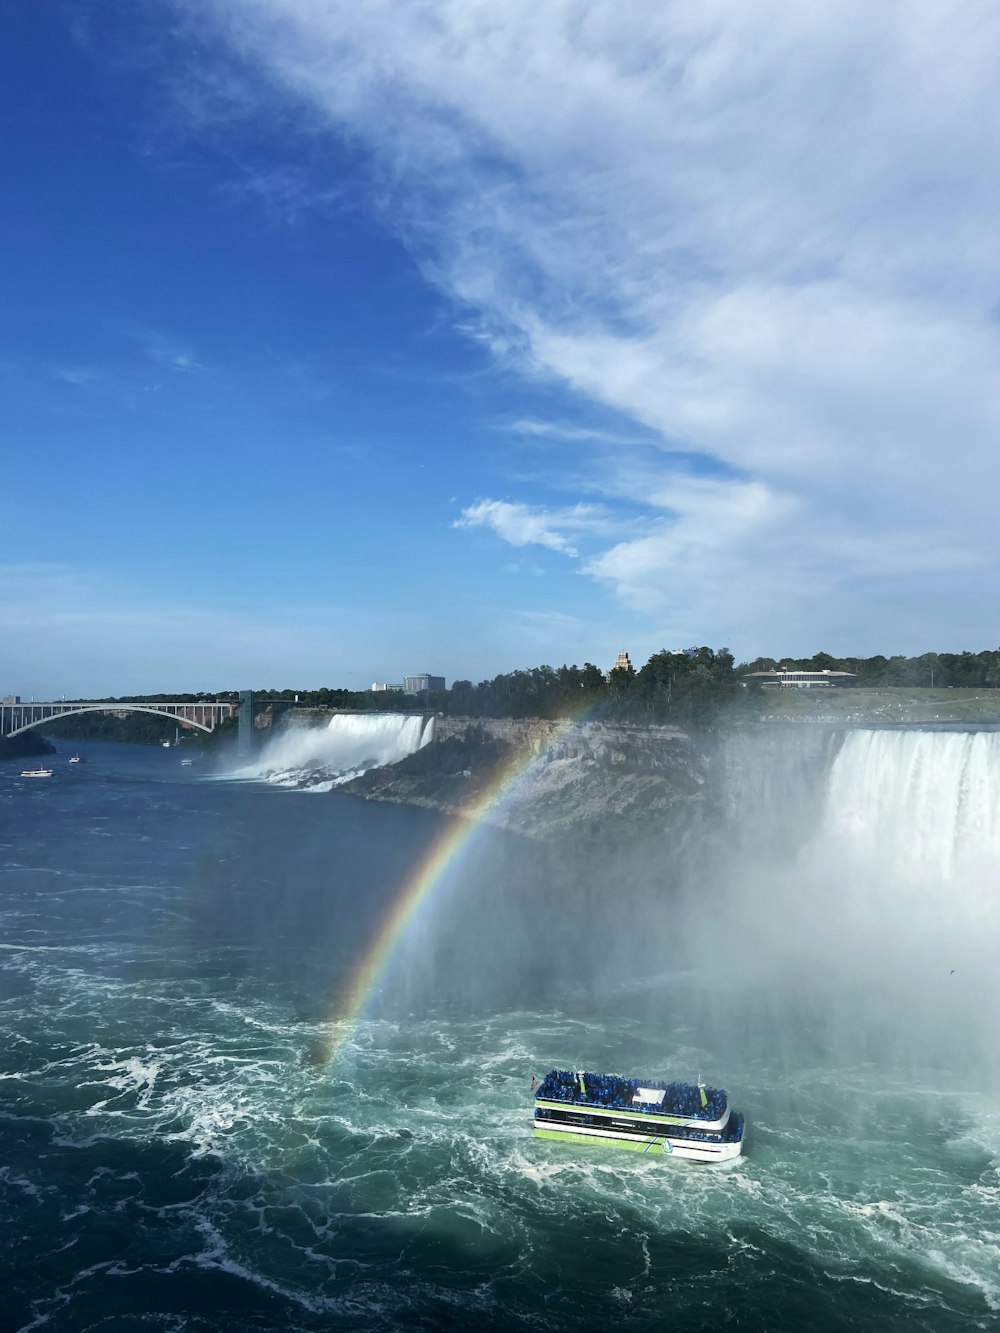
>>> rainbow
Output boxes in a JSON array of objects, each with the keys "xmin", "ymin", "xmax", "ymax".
[{"xmin": 321, "ymin": 712, "xmax": 586, "ymax": 1062}]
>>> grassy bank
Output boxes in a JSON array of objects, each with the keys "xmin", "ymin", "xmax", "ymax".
[{"xmin": 756, "ymin": 686, "xmax": 1000, "ymax": 724}]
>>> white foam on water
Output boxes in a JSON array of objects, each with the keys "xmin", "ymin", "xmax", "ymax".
[{"xmin": 8, "ymin": 990, "xmax": 1000, "ymax": 1327}]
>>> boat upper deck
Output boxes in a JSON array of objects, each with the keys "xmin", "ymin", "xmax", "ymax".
[{"xmin": 535, "ymin": 1069, "xmax": 728, "ymax": 1123}]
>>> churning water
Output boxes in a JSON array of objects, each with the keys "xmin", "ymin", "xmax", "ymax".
[{"xmin": 1, "ymin": 732, "xmax": 998, "ymax": 1332}]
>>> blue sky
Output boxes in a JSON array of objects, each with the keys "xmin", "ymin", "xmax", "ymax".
[{"xmin": 3, "ymin": 2, "xmax": 1000, "ymax": 697}]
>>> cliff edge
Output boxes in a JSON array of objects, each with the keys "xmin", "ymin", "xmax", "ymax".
[{"xmin": 338, "ymin": 715, "xmax": 707, "ymax": 839}]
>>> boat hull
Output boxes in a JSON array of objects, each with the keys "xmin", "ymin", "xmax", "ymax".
[
  {"xmin": 532, "ymin": 1069, "xmax": 745, "ymax": 1165},
  {"xmin": 533, "ymin": 1122, "xmax": 743, "ymax": 1163}
]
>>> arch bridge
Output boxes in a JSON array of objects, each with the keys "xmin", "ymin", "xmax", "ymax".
[{"xmin": 1, "ymin": 700, "xmax": 238, "ymax": 738}]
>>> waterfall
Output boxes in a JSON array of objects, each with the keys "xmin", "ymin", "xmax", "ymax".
[
  {"xmin": 806, "ymin": 729, "xmax": 1000, "ymax": 1069},
  {"xmin": 230, "ymin": 713, "xmax": 434, "ymax": 790},
  {"xmin": 819, "ymin": 729, "xmax": 1000, "ymax": 904},
  {"xmin": 716, "ymin": 725, "xmax": 1000, "ymax": 908},
  {"xmin": 697, "ymin": 727, "xmax": 1000, "ymax": 1074}
]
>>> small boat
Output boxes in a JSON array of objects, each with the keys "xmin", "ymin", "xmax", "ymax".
[
  {"xmin": 533, "ymin": 1069, "xmax": 745, "ymax": 1164},
  {"xmin": 161, "ymin": 741, "xmax": 172, "ymax": 748},
  {"xmin": 21, "ymin": 768, "xmax": 54, "ymax": 779},
  {"xmin": 68, "ymin": 755, "xmax": 85, "ymax": 764},
  {"xmin": 180, "ymin": 758, "xmax": 194, "ymax": 766}
]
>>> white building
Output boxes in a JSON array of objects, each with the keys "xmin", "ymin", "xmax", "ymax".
[{"xmin": 742, "ymin": 669, "xmax": 856, "ymax": 688}]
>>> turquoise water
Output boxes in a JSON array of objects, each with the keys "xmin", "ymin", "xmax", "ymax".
[{"xmin": 1, "ymin": 742, "xmax": 997, "ymax": 1332}]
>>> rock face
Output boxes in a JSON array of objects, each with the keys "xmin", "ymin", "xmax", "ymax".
[
  {"xmin": 434, "ymin": 716, "xmax": 693, "ymax": 766},
  {"xmin": 340, "ymin": 715, "xmax": 707, "ymax": 840}
]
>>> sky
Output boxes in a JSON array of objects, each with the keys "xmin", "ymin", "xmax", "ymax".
[{"xmin": 3, "ymin": 1, "xmax": 1000, "ymax": 697}]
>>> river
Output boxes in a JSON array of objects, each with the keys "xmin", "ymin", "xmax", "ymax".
[{"xmin": 1, "ymin": 737, "xmax": 997, "ymax": 1331}]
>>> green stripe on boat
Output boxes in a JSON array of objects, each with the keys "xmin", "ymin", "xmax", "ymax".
[{"xmin": 534, "ymin": 1127, "xmax": 669, "ymax": 1153}]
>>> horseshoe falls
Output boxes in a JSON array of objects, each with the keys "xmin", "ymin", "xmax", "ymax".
[
  {"xmin": 704, "ymin": 728, "xmax": 1000, "ymax": 1080},
  {"xmin": 823, "ymin": 728, "xmax": 1000, "ymax": 894},
  {"xmin": 1, "ymin": 730, "xmax": 998, "ymax": 1333}
]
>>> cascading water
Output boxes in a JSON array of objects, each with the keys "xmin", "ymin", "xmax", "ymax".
[
  {"xmin": 228, "ymin": 712, "xmax": 434, "ymax": 790},
  {"xmin": 704, "ymin": 726, "xmax": 1000, "ymax": 1079},
  {"xmin": 794, "ymin": 727, "xmax": 1000, "ymax": 969},
  {"xmin": 820, "ymin": 728, "xmax": 1000, "ymax": 902}
]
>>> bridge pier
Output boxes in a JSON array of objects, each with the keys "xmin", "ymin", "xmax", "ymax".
[{"xmin": 239, "ymin": 690, "xmax": 255, "ymax": 749}]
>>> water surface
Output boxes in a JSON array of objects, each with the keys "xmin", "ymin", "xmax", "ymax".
[{"xmin": 1, "ymin": 741, "xmax": 997, "ymax": 1331}]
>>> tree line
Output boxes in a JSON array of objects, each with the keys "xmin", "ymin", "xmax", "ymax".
[
  {"xmin": 69, "ymin": 645, "xmax": 1000, "ymax": 732},
  {"xmin": 739, "ymin": 649, "xmax": 1000, "ymax": 689}
]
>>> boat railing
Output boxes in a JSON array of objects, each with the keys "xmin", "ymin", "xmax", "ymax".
[{"xmin": 536, "ymin": 1070, "xmax": 727, "ymax": 1121}]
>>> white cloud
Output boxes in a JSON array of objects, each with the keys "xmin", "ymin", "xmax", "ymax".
[
  {"xmin": 178, "ymin": 0, "xmax": 1000, "ymax": 648},
  {"xmin": 585, "ymin": 475, "xmax": 983, "ymax": 633},
  {"xmin": 455, "ymin": 499, "xmax": 610, "ymax": 557}
]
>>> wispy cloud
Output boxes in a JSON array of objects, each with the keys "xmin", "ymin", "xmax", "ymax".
[
  {"xmin": 508, "ymin": 607, "xmax": 596, "ymax": 655},
  {"xmin": 454, "ymin": 499, "xmax": 615, "ymax": 557},
  {"xmin": 176, "ymin": 0, "xmax": 1000, "ymax": 648},
  {"xmin": 502, "ymin": 418, "xmax": 652, "ymax": 447},
  {"xmin": 144, "ymin": 333, "xmax": 202, "ymax": 372},
  {"xmin": 52, "ymin": 366, "xmax": 99, "ymax": 387},
  {"xmin": 585, "ymin": 475, "xmax": 982, "ymax": 627},
  {"xmin": 502, "ymin": 559, "xmax": 545, "ymax": 577},
  {"xmin": 121, "ymin": 323, "xmax": 204, "ymax": 373}
]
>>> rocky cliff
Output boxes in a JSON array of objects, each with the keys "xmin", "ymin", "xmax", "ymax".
[{"xmin": 339, "ymin": 715, "xmax": 708, "ymax": 839}]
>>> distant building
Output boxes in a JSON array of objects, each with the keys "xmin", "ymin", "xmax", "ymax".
[
  {"xmin": 2, "ymin": 694, "xmax": 20, "ymax": 705},
  {"xmin": 743, "ymin": 669, "xmax": 856, "ymax": 688},
  {"xmin": 370, "ymin": 682, "xmax": 404, "ymax": 693},
  {"xmin": 611, "ymin": 651, "xmax": 633, "ymax": 673},
  {"xmin": 404, "ymin": 674, "xmax": 446, "ymax": 694}
]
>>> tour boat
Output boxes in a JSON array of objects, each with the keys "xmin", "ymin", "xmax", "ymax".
[
  {"xmin": 533, "ymin": 1069, "xmax": 745, "ymax": 1164},
  {"xmin": 68, "ymin": 755, "xmax": 85, "ymax": 764},
  {"xmin": 21, "ymin": 768, "xmax": 54, "ymax": 779}
]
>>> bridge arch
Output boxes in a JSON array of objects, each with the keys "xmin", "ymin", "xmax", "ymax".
[{"xmin": 6, "ymin": 704, "xmax": 214, "ymax": 738}]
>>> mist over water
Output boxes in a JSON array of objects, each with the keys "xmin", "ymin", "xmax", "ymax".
[
  {"xmin": 677, "ymin": 728, "xmax": 1000, "ymax": 1085},
  {"xmin": 2, "ymin": 729, "xmax": 998, "ymax": 1330},
  {"xmin": 227, "ymin": 712, "xmax": 434, "ymax": 790}
]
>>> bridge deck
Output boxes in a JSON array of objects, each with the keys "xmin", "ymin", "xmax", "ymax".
[{"xmin": 1, "ymin": 701, "xmax": 238, "ymax": 738}]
